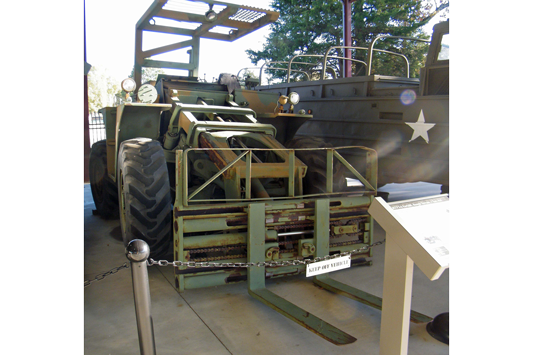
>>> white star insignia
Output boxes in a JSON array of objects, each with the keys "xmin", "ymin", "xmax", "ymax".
[{"xmin": 405, "ymin": 110, "xmax": 435, "ymax": 143}]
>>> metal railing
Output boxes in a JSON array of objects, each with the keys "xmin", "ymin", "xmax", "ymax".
[
  {"xmin": 238, "ymin": 60, "xmax": 338, "ymax": 86},
  {"xmin": 88, "ymin": 112, "xmax": 106, "ymax": 146},
  {"xmin": 321, "ymin": 46, "xmax": 409, "ymax": 79},
  {"xmin": 365, "ymin": 36, "xmax": 431, "ymax": 76},
  {"xmin": 255, "ymin": 35, "xmax": 431, "ymax": 83},
  {"xmin": 286, "ymin": 54, "xmax": 332, "ymax": 83}
]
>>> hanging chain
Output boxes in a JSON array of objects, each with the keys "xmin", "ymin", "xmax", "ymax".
[
  {"xmin": 84, "ymin": 262, "xmax": 130, "ymax": 288},
  {"xmin": 83, "ymin": 241, "xmax": 385, "ymax": 286},
  {"xmin": 148, "ymin": 240, "xmax": 385, "ymax": 268}
]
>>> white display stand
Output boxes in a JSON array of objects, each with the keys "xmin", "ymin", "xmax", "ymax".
[{"xmin": 368, "ymin": 195, "xmax": 449, "ymax": 355}]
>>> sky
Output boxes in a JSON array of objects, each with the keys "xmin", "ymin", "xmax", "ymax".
[{"xmin": 85, "ymin": 0, "xmax": 443, "ymax": 84}]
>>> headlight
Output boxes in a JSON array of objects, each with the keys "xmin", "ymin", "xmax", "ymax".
[
  {"xmin": 205, "ymin": 9, "xmax": 217, "ymax": 21},
  {"xmin": 288, "ymin": 92, "xmax": 300, "ymax": 105},
  {"xmin": 121, "ymin": 78, "xmax": 136, "ymax": 93},
  {"xmin": 278, "ymin": 95, "xmax": 288, "ymax": 105}
]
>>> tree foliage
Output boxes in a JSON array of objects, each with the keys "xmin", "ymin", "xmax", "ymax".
[
  {"xmin": 129, "ymin": 64, "xmax": 165, "ymax": 84},
  {"xmin": 247, "ymin": 0, "xmax": 449, "ymax": 80},
  {"xmin": 87, "ymin": 65, "xmax": 166, "ymax": 113},
  {"xmin": 87, "ymin": 66, "xmax": 121, "ymax": 113}
]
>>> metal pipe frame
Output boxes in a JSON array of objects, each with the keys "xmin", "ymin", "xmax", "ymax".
[
  {"xmin": 181, "ymin": 145, "xmax": 377, "ymax": 206},
  {"xmin": 366, "ymin": 35, "xmax": 431, "ymax": 77},
  {"xmin": 287, "ymin": 54, "xmax": 328, "ymax": 83},
  {"xmin": 320, "ymin": 46, "xmax": 411, "ymax": 80},
  {"xmin": 321, "ymin": 46, "xmax": 367, "ymax": 80},
  {"xmin": 259, "ymin": 61, "xmax": 325, "ymax": 85}
]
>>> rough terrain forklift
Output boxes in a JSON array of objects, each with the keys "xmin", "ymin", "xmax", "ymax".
[{"xmin": 89, "ymin": 0, "xmax": 429, "ymax": 344}]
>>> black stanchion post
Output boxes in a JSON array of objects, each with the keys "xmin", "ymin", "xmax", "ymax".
[{"xmin": 126, "ymin": 239, "xmax": 157, "ymax": 355}]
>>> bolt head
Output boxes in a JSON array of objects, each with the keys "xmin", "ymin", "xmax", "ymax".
[{"xmin": 125, "ymin": 239, "xmax": 151, "ymax": 262}]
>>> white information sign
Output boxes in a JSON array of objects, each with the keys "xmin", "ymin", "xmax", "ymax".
[
  {"xmin": 389, "ymin": 195, "xmax": 449, "ymax": 269},
  {"xmin": 369, "ymin": 194, "xmax": 449, "ymax": 280},
  {"xmin": 368, "ymin": 194, "xmax": 450, "ymax": 355},
  {"xmin": 306, "ymin": 255, "xmax": 351, "ymax": 277}
]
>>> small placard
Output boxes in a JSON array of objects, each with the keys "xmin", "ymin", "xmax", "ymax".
[
  {"xmin": 306, "ymin": 255, "xmax": 351, "ymax": 277},
  {"xmin": 389, "ymin": 195, "xmax": 449, "ymax": 268},
  {"xmin": 369, "ymin": 194, "xmax": 449, "ymax": 280}
]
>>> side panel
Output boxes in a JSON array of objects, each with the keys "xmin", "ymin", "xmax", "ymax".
[
  {"xmin": 257, "ymin": 79, "xmax": 448, "ymax": 187},
  {"xmin": 299, "ymin": 95, "xmax": 449, "ymax": 186},
  {"xmin": 234, "ymin": 89, "xmax": 279, "ymax": 113}
]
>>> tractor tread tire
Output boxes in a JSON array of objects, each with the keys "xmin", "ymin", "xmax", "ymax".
[
  {"xmin": 118, "ymin": 138, "xmax": 172, "ymax": 260},
  {"xmin": 89, "ymin": 140, "xmax": 119, "ymax": 219}
]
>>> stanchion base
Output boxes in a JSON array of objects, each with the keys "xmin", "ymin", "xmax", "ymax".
[{"xmin": 426, "ymin": 312, "xmax": 449, "ymax": 345}]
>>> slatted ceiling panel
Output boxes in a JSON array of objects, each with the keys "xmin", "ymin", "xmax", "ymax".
[
  {"xmin": 229, "ymin": 8, "xmax": 266, "ymax": 23},
  {"xmin": 157, "ymin": 0, "xmax": 278, "ymax": 36}
]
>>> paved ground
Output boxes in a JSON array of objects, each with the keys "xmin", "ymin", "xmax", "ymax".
[{"xmin": 84, "ymin": 182, "xmax": 448, "ymax": 354}]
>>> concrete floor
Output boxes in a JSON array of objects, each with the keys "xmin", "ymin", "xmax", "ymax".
[{"xmin": 84, "ymin": 182, "xmax": 449, "ymax": 354}]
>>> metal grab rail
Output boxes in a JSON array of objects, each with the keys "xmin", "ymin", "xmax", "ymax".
[
  {"xmin": 366, "ymin": 36, "xmax": 431, "ymax": 77},
  {"xmin": 250, "ymin": 58, "xmax": 341, "ymax": 85},
  {"xmin": 286, "ymin": 54, "xmax": 327, "ymax": 83},
  {"xmin": 321, "ymin": 46, "xmax": 409, "ymax": 79},
  {"xmin": 258, "ymin": 61, "xmax": 338, "ymax": 85},
  {"xmin": 236, "ymin": 65, "xmax": 312, "ymax": 84},
  {"xmin": 177, "ymin": 146, "xmax": 377, "ymax": 206},
  {"xmin": 262, "ymin": 61, "xmax": 311, "ymax": 83},
  {"xmin": 256, "ymin": 36, "xmax": 431, "ymax": 84},
  {"xmin": 321, "ymin": 46, "xmax": 368, "ymax": 80}
]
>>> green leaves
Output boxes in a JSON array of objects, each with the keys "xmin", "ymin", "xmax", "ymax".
[
  {"xmin": 248, "ymin": 0, "xmax": 447, "ymax": 80},
  {"xmin": 87, "ymin": 66, "xmax": 121, "ymax": 113}
]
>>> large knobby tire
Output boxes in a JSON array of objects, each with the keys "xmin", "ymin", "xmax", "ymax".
[
  {"xmin": 89, "ymin": 140, "xmax": 119, "ymax": 219},
  {"xmin": 285, "ymin": 136, "xmax": 347, "ymax": 194},
  {"xmin": 118, "ymin": 138, "xmax": 172, "ymax": 260}
]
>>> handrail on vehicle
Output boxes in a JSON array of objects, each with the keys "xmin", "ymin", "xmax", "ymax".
[
  {"xmin": 260, "ymin": 61, "xmax": 311, "ymax": 84},
  {"xmin": 366, "ymin": 36, "xmax": 431, "ymax": 77},
  {"xmin": 285, "ymin": 50, "xmax": 408, "ymax": 82},
  {"xmin": 286, "ymin": 55, "xmax": 326, "ymax": 83},
  {"xmin": 321, "ymin": 46, "xmax": 409, "ymax": 79},
  {"xmin": 253, "ymin": 36, "xmax": 431, "ymax": 84},
  {"xmin": 257, "ymin": 61, "xmax": 339, "ymax": 86},
  {"xmin": 237, "ymin": 64, "xmax": 313, "ymax": 86}
]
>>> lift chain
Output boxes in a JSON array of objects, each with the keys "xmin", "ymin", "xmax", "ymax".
[
  {"xmin": 148, "ymin": 240, "xmax": 385, "ymax": 268},
  {"xmin": 84, "ymin": 262, "xmax": 130, "ymax": 288}
]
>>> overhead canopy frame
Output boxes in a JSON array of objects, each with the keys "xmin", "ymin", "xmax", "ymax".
[{"xmin": 134, "ymin": 0, "xmax": 279, "ymax": 87}]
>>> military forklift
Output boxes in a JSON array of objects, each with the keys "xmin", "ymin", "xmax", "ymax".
[{"xmin": 89, "ymin": 0, "xmax": 430, "ymax": 345}]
